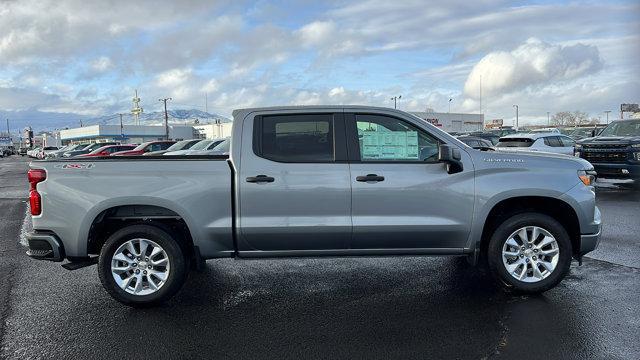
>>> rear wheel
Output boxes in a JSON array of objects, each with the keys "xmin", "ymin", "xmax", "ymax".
[
  {"xmin": 98, "ymin": 224, "xmax": 187, "ymax": 307},
  {"xmin": 487, "ymin": 213, "xmax": 572, "ymax": 293}
]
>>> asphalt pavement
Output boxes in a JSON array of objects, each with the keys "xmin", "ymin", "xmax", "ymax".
[{"xmin": 1, "ymin": 155, "xmax": 638, "ymax": 359}]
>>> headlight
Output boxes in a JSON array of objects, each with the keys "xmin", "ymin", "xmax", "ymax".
[
  {"xmin": 578, "ymin": 170, "xmax": 597, "ymax": 186},
  {"xmin": 574, "ymin": 151, "xmax": 581, "ymax": 157},
  {"xmin": 575, "ymin": 144, "xmax": 583, "ymax": 149},
  {"xmin": 634, "ymin": 152, "xmax": 640, "ymax": 161},
  {"xmin": 631, "ymin": 143, "xmax": 640, "ymax": 148}
]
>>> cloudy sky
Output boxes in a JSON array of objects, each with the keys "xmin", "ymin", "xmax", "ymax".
[{"xmin": 1, "ymin": 0, "xmax": 639, "ymax": 130}]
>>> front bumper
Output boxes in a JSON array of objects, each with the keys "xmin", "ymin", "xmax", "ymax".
[
  {"xmin": 578, "ymin": 206, "xmax": 602, "ymax": 256},
  {"xmin": 592, "ymin": 162, "xmax": 640, "ymax": 180},
  {"xmin": 26, "ymin": 232, "xmax": 65, "ymax": 262}
]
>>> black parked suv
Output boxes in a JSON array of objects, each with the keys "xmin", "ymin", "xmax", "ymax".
[{"xmin": 575, "ymin": 119, "xmax": 640, "ymax": 186}]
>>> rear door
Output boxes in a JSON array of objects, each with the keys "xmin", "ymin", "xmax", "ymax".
[
  {"xmin": 237, "ymin": 111, "xmax": 351, "ymax": 254},
  {"xmin": 346, "ymin": 112, "xmax": 475, "ymax": 251}
]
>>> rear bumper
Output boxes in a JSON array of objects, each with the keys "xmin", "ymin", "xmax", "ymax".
[{"xmin": 26, "ymin": 232, "xmax": 65, "ymax": 262}]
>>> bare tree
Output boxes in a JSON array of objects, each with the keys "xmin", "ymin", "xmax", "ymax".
[
  {"xmin": 551, "ymin": 111, "xmax": 591, "ymax": 127},
  {"xmin": 551, "ymin": 111, "xmax": 572, "ymax": 126}
]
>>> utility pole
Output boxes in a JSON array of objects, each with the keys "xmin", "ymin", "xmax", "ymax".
[
  {"xmin": 604, "ymin": 110, "xmax": 611, "ymax": 124},
  {"xmin": 5, "ymin": 118, "xmax": 9, "ymax": 136},
  {"xmin": 390, "ymin": 95, "xmax": 401, "ymax": 109},
  {"xmin": 119, "ymin": 113, "xmax": 124, "ymax": 138},
  {"xmin": 513, "ymin": 105, "xmax": 519, "ymax": 130},
  {"xmin": 448, "ymin": 98, "xmax": 452, "ymax": 113},
  {"xmin": 80, "ymin": 120, "xmax": 83, "ymax": 127},
  {"xmin": 547, "ymin": 112, "xmax": 550, "ymax": 126},
  {"xmin": 159, "ymin": 97, "xmax": 172, "ymax": 140}
]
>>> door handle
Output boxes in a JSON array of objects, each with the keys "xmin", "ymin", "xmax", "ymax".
[
  {"xmin": 246, "ymin": 175, "xmax": 275, "ymax": 183},
  {"xmin": 356, "ymin": 174, "xmax": 385, "ymax": 182}
]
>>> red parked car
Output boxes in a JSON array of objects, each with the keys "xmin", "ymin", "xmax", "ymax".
[
  {"xmin": 111, "ymin": 140, "xmax": 176, "ymax": 156},
  {"xmin": 77, "ymin": 144, "xmax": 137, "ymax": 157}
]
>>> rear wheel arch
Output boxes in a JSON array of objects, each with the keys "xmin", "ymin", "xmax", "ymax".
[
  {"xmin": 478, "ymin": 196, "xmax": 581, "ymax": 259},
  {"xmin": 86, "ymin": 205, "xmax": 196, "ymax": 262}
]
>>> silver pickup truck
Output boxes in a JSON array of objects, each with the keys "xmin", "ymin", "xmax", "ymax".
[{"xmin": 26, "ymin": 106, "xmax": 602, "ymax": 306}]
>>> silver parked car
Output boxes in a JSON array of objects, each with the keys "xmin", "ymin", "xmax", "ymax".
[{"xmin": 496, "ymin": 133, "xmax": 576, "ymax": 156}]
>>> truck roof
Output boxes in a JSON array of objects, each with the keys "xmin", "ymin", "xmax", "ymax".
[{"xmin": 232, "ymin": 105, "xmax": 409, "ymax": 119}]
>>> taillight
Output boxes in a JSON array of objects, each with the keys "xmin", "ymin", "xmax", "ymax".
[{"xmin": 28, "ymin": 169, "xmax": 46, "ymax": 215}]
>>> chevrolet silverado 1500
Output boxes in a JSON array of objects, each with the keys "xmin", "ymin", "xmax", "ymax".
[{"xmin": 26, "ymin": 106, "xmax": 602, "ymax": 306}]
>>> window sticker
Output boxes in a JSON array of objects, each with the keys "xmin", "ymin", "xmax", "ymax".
[{"xmin": 360, "ymin": 131, "xmax": 419, "ymax": 160}]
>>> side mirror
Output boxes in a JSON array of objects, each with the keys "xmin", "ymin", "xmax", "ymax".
[{"xmin": 438, "ymin": 144, "xmax": 463, "ymax": 174}]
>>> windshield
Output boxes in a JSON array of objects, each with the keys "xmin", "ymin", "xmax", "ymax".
[
  {"xmin": 496, "ymin": 138, "xmax": 534, "ymax": 147},
  {"xmin": 211, "ymin": 139, "xmax": 230, "ymax": 152},
  {"xmin": 189, "ymin": 140, "xmax": 214, "ymax": 150},
  {"xmin": 166, "ymin": 139, "xmax": 198, "ymax": 151},
  {"xmin": 598, "ymin": 120, "xmax": 640, "ymax": 137}
]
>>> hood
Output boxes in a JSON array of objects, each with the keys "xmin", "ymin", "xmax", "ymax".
[
  {"xmin": 474, "ymin": 148, "xmax": 591, "ymax": 170},
  {"xmin": 578, "ymin": 136, "xmax": 640, "ymax": 144},
  {"xmin": 144, "ymin": 150, "xmax": 168, "ymax": 156},
  {"xmin": 163, "ymin": 150, "xmax": 192, "ymax": 156}
]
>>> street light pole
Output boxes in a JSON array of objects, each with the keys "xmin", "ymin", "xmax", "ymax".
[
  {"xmin": 513, "ymin": 105, "xmax": 519, "ymax": 130},
  {"xmin": 159, "ymin": 98, "xmax": 172, "ymax": 140},
  {"xmin": 547, "ymin": 112, "xmax": 550, "ymax": 126},
  {"xmin": 448, "ymin": 98, "xmax": 452, "ymax": 113},
  {"xmin": 390, "ymin": 95, "xmax": 402, "ymax": 109},
  {"xmin": 604, "ymin": 110, "xmax": 611, "ymax": 124}
]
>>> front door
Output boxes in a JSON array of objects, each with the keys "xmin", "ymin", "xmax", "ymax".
[
  {"xmin": 346, "ymin": 113, "xmax": 474, "ymax": 251},
  {"xmin": 237, "ymin": 112, "xmax": 352, "ymax": 253}
]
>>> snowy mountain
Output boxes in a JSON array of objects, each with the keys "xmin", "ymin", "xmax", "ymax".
[
  {"xmin": 2, "ymin": 109, "xmax": 231, "ymax": 135},
  {"xmin": 90, "ymin": 109, "xmax": 231, "ymax": 126}
]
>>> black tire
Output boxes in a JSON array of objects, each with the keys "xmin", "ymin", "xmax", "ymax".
[
  {"xmin": 98, "ymin": 224, "xmax": 187, "ymax": 307},
  {"xmin": 487, "ymin": 212, "xmax": 572, "ymax": 294}
]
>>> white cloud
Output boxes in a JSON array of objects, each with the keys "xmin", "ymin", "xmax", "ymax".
[
  {"xmin": 463, "ymin": 38, "xmax": 602, "ymax": 98},
  {"xmin": 90, "ymin": 57, "xmax": 112, "ymax": 72},
  {"xmin": 296, "ymin": 21, "xmax": 337, "ymax": 47}
]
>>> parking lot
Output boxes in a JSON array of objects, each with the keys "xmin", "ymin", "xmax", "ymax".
[{"xmin": 1, "ymin": 155, "xmax": 639, "ymax": 359}]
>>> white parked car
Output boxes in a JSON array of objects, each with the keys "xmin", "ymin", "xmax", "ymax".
[
  {"xmin": 163, "ymin": 138, "xmax": 226, "ymax": 155},
  {"xmin": 496, "ymin": 133, "xmax": 576, "ymax": 156},
  {"xmin": 40, "ymin": 146, "xmax": 60, "ymax": 159},
  {"xmin": 529, "ymin": 128, "xmax": 561, "ymax": 134}
]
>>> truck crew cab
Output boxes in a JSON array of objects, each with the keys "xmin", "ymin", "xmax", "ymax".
[{"xmin": 26, "ymin": 106, "xmax": 602, "ymax": 306}]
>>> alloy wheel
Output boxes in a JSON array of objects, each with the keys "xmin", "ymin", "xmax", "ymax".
[
  {"xmin": 501, "ymin": 226, "xmax": 559, "ymax": 283},
  {"xmin": 111, "ymin": 238, "xmax": 170, "ymax": 295}
]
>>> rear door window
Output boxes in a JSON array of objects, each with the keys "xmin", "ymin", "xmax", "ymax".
[
  {"xmin": 559, "ymin": 136, "xmax": 575, "ymax": 147},
  {"xmin": 544, "ymin": 137, "xmax": 563, "ymax": 147},
  {"xmin": 255, "ymin": 114, "xmax": 335, "ymax": 162},
  {"xmin": 497, "ymin": 138, "xmax": 534, "ymax": 147}
]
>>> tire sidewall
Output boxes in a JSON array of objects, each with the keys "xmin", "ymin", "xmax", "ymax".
[
  {"xmin": 98, "ymin": 224, "xmax": 186, "ymax": 306},
  {"xmin": 488, "ymin": 213, "xmax": 572, "ymax": 293}
]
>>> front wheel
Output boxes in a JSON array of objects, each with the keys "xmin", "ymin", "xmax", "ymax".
[
  {"xmin": 98, "ymin": 224, "xmax": 187, "ymax": 307},
  {"xmin": 487, "ymin": 213, "xmax": 572, "ymax": 293}
]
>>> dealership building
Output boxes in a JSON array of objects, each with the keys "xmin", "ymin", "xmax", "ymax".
[
  {"xmin": 59, "ymin": 125, "xmax": 198, "ymax": 144},
  {"xmin": 410, "ymin": 111, "xmax": 484, "ymax": 133}
]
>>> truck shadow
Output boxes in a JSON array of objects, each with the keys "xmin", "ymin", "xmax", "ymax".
[{"xmin": 121, "ymin": 257, "xmax": 514, "ymax": 357}]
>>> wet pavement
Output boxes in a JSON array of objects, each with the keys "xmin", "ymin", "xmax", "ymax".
[{"xmin": 1, "ymin": 155, "xmax": 639, "ymax": 359}]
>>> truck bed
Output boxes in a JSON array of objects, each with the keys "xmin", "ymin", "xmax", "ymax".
[{"xmin": 30, "ymin": 156, "xmax": 234, "ymax": 259}]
